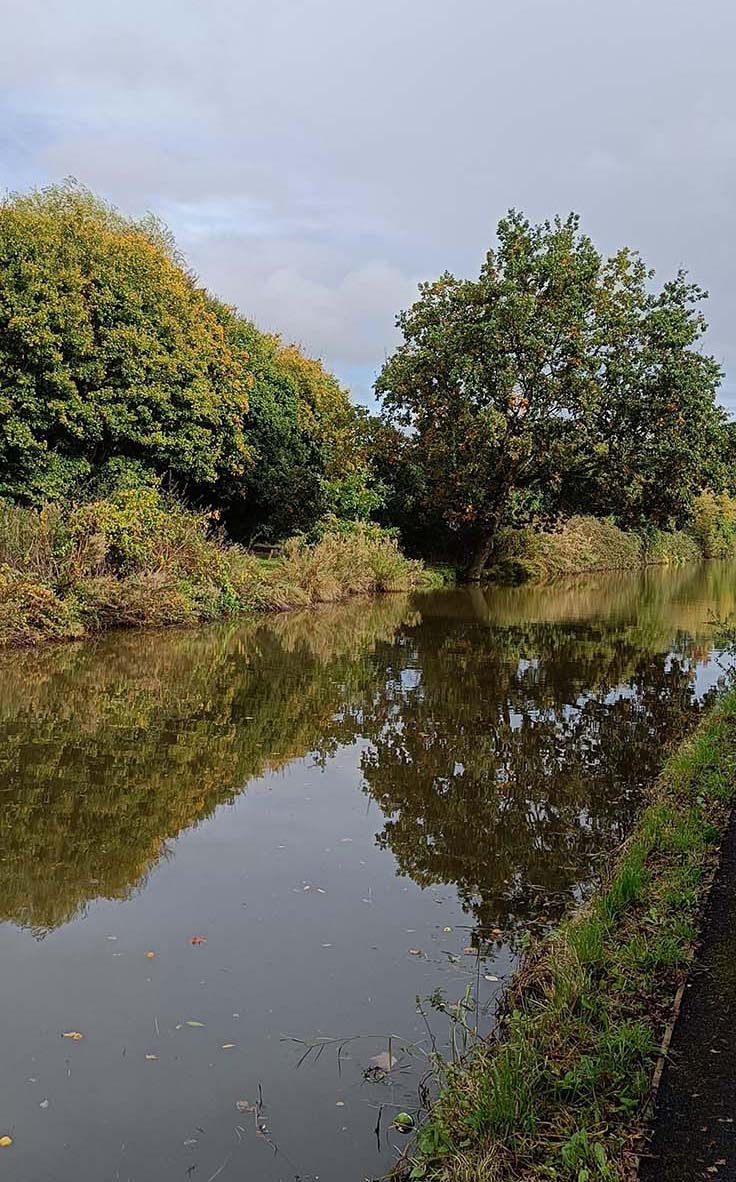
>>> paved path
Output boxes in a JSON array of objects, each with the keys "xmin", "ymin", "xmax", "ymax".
[{"xmin": 640, "ymin": 814, "xmax": 736, "ymax": 1181}]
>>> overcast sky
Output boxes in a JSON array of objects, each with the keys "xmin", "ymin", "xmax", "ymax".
[{"xmin": 2, "ymin": 0, "xmax": 734, "ymax": 410}]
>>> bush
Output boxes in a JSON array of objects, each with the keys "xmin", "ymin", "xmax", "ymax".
[
  {"xmin": 691, "ymin": 490, "xmax": 736, "ymax": 558},
  {"xmin": 499, "ymin": 516, "xmax": 643, "ymax": 582},
  {"xmin": 0, "ymin": 491, "xmax": 426, "ymax": 647},
  {"xmin": 643, "ymin": 528, "xmax": 701, "ymax": 565},
  {"xmin": 0, "ymin": 569, "xmax": 83, "ymax": 646}
]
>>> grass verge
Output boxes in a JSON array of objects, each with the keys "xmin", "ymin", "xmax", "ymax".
[
  {"xmin": 0, "ymin": 490, "xmax": 429, "ymax": 647},
  {"xmin": 398, "ymin": 686, "xmax": 736, "ymax": 1182},
  {"xmin": 493, "ymin": 516, "xmax": 706, "ymax": 583}
]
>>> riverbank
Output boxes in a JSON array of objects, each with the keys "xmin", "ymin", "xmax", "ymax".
[
  {"xmin": 0, "ymin": 489, "xmax": 431, "ymax": 647},
  {"xmin": 639, "ymin": 804, "xmax": 736, "ymax": 1180},
  {"xmin": 491, "ymin": 513, "xmax": 716, "ymax": 583},
  {"xmin": 399, "ymin": 684, "xmax": 736, "ymax": 1182}
]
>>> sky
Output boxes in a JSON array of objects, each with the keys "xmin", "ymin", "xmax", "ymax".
[{"xmin": 2, "ymin": 0, "xmax": 735, "ymax": 411}]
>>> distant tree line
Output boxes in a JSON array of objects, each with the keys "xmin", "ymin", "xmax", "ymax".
[{"xmin": 0, "ymin": 184, "xmax": 732, "ymax": 576}]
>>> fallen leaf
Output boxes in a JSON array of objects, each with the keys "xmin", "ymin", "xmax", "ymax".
[
  {"xmin": 442, "ymin": 926, "xmax": 453, "ymax": 933},
  {"xmin": 145, "ymin": 951, "xmax": 156, "ymax": 959},
  {"xmin": 145, "ymin": 1054, "xmax": 158, "ymax": 1061},
  {"xmin": 484, "ymin": 974, "xmax": 499, "ymax": 982},
  {"xmin": 336, "ymin": 1100, "xmax": 345, "ymax": 1106},
  {"xmin": 393, "ymin": 1112, "xmax": 415, "ymax": 1133},
  {"xmin": 408, "ymin": 948, "xmax": 423, "ymax": 957},
  {"xmin": 186, "ymin": 1021, "xmax": 205, "ymax": 1028},
  {"xmin": 0, "ymin": 1136, "xmax": 12, "ymax": 1148},
  {"xmin": 62, "ymin": 1031, "xmax": 84, "ymax": 1040},
  {"xmin": 189, "ymin": 936, "xmax": 207, "ymax": 945}
]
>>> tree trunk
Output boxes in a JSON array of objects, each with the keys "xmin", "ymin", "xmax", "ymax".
[{"xmin": 464, "ymin": 534, "xmax": 494, "ymax": 583}]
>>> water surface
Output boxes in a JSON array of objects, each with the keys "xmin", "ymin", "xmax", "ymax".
[{"xmin": 0, "ymin": 563, "xmax": 734, "ymax": 1181}]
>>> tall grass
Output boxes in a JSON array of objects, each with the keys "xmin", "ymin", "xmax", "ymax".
[
  {"xmin": 0, "ymin": 491, "xmax": 427, "ymax": 647},
  {"xmin": 495, "ymin": 509, "xmax": 727, "ymax": 584}
]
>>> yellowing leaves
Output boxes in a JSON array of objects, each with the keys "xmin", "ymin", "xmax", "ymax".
[
  {"xmin": 0, "ymin": 1136, "xmax": 13, "ymax": 1148},
  {"xmin": 62, "ymin": 1031, "xmax": 84, "ymax": 1040}
]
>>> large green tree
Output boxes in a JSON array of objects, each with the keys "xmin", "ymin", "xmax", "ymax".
[
  {"xmin": 376, "ymin": 211, "xmax": 726, "ymax": 578},
  {"xmin": 0, "ymin": 182, "xmax": 251, "ymax": 504}
]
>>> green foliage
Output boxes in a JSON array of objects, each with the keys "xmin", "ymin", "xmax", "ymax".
[
  {"xmin": 0, "ymin": 181, "xmax": 379, "ymax": 544},
  {"xmin": 0, "ymin": 182, "xmax": 251, "ymax": 505},
  {"xmin": 0, "ymin": 488, "xmax": 425, "ymax": 647},
  {"xmin": 691, "ymin": 489, "xmax": 736, "ymax": 558},
  {"xmin": 376, "ymin": 210, "xmax": 726, "ymax": 578},
  {"xmin": 642, "ymin": 528, "xmax": 701, "ymax": 566}
]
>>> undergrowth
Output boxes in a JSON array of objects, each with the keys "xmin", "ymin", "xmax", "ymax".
[
  {"xmin": 494, "ymin": 513, "xmax": 725, "ymax": 583},
  {"xmin": 0, "ymin": 492, "xmax": 427, "ymax": 647},
  {"xmin": 398, "ymin": 688, "xmax": 736, "ymax": 1182}
]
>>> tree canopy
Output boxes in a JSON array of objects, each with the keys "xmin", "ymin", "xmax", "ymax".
[
  {"xmin": 0, "ymin": 183, "xmax": 252, "ymax": 504},
  {"xmin": 0, "ymin": 181, "xmax": 377, "ymax": 539},
  {"xmin": 376, "ymin": 211, "xmax": 727, "ymax": 577}
]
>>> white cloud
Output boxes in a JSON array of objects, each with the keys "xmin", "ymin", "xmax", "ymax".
[{"xmin": 1, "ymin": 0, "xmax": 735, "ymax": 407}]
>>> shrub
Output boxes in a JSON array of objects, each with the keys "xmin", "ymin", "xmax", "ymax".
[
  {"xmin": 0, "ymin": 569, "xmax": 83, "ymax": 646},
  {"xmin": 691, "ymin": 490, "xmax": 736, "ymax": 558},
  {"xmin": 643, "ymin": 528, "xmax": 701, "ymax": 565},
  {"xmin": 507, "ymin": 516, "xmax": 643, "ymax": 581},
  {"xmin": 0, "ymin": 493, "xmax": 426, "ymax": 646}
]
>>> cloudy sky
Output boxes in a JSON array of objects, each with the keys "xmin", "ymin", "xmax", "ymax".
[{"xmin": 2, "ymin": 0, "xmax": 734, "ymax": 409}]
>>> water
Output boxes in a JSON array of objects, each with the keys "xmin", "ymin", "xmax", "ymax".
[{"xmin": 0, "ymin": 562, "xmax": 734, "ymax": 1181}]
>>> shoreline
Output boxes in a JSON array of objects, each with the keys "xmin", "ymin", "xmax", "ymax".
[{"xmin": 396, "ymin": 684, "xmax": 736, "ymax": 1182}]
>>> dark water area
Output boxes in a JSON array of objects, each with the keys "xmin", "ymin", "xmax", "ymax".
[{"xmin": 0, "ymin": 562, "xmax": 734, "ymax": 1181}]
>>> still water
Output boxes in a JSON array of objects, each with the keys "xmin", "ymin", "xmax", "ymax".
[{"xmin": 0, "ymin": 563, "xmax": 734, "ymax": 1181}]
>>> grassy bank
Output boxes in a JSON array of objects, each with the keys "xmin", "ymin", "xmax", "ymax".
[
  {"xmin": 399, "ymin": 685, "xmax": 736, "ymax": 1182},
  {"xmin": 493, "ymin": 503, "xmax": 733, "ymax": 583},
  {"xmin": 0, "ymin": 489, "xmax": 430, "ymax": 647}
]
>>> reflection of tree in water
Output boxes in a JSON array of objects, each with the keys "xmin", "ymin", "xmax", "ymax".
[
  {"xmin": 356, "ymin": 613, "xmax": 719, "ymax": 938},
  {"xmin": 0, "ymin": 596, "xmax": 414, "ymax": 934},
  {"xmin": 0, "ymin": 567, "xmax": 730, "ymax": 939}
]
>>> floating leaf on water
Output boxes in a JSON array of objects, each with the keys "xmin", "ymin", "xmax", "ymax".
[
  {"xmin": 62, "ymin": 1031, "xmax": 84, "ymax": 1040},
  {"xmin": 407, "ymin": 948, "xmax": 423, "ymax": 957},
  {"xmin": 221, "ymin": 1043, "xmax": 235, "ymax": 1050},
  {"xmin": 484, "ymin": 974, "xmax": 499, "ymax": 982},
  {"xmin": 186, "ymin": 1021, "xmax": 205, "ymax": 1028},
  {"xmin": 335, "ymin": 1100, "xmax": 345, "ymax": 1107},
  {"xmin": 145, "ymin": 1054, "xmax": 158, "ymax": 1061},
  {"xmin": 189, "ymin": 936, "xmax": 207, "ymax": 945},
  {"xmin": 442, "ymin": 926, "xmax": 453, "ymax": 933},
  {"xmin": 0, "ymin": 1136, "xmax": 12, "ymax": 1148},
  {"xmin": 39, "ymin": 1099, "xmax": 49, "ymax": 1109},
  {"xmin": 145, "ymin": 951, "xmax": 156, "ymax": 959},
  {"xmin": 370, "ymin": 1051, "xmax": 397, "ymax": 1073},
  {"xmin": 393, "ymin": 1112, "xmax": 414, "ymax": 1133}
]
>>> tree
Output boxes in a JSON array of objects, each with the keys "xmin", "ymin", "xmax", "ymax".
[
  {"xmin": 209, "ymin": 305, "xmax": 325, "ymax": 539},
  {"xmin": 0, "ymin": 182, "xmax": 251, "ymax": 504},
  {"xmin": 376, "ymin": 211, "xmax": 725, "ymax": 578}
]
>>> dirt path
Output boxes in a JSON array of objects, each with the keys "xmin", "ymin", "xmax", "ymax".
[{"xmin": 640, "ymin": 811, "xmax": 736, "ymax": 1181}]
